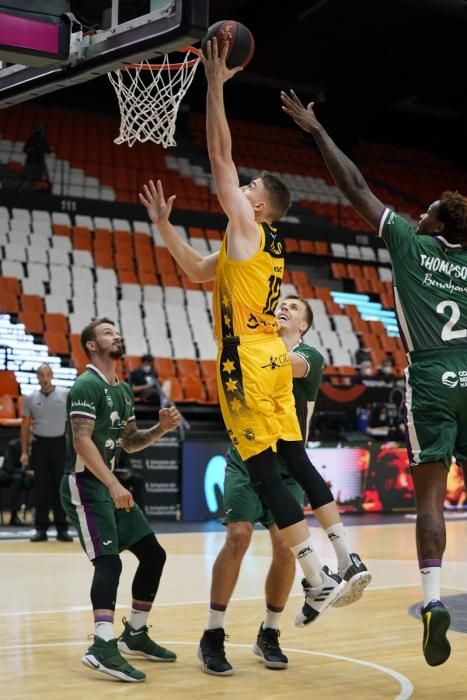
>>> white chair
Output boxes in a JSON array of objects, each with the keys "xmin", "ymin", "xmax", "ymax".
[
  {"xmin": 331, "ymin": 347, "xmax": 353, "ymax": 366},
  {"xmin": 94, "ymin": 216, "xmax": 113, "ymax": 230},
  {"xmin": 112, "ymin": 218, "xmax": 131, "ymax": 232},
  {"xmin": 31, "ymin": 209, "xmax": 51, "ymax": 224},
  {"xmin": 27, "ymin": 262, "xmax": 48, "ymax": 281},
  {"xmin": 332, "ymin": 315, "xmax": 353, "ymax": 333},
  {"xmin": 48, "ymin": 248, "xmax": 70, "ymax": 266},
  {"xmin": 45, "ymin": 294, "xmax": 69, "ymax": 314},
  {"xmin": 4, "ymin": 243, "xmax": 27, "ymax": 263},
  {"xmin": 73, "ymin": 250, "xmax": 94, "ymax": 267},
  {"xmin": 330, "ymin": 242, "xmax": 346, "ymax": 258},
  {"xmin": 164, "ymin": 287, "xmax": 184, "ymax": 305},
  {"xmin": 360, "ymin": 245, "xmax": 376, "ymax": 262},
  {"xmin": 142, "ymin": 285, "xmax": 163, "ymax": 305},
  {"xmin": 75, "ymin": 214, "xmax": 94, "ymax": 229},
  {"xmin": 27, "ymin": 246, "xmax": 48, "ymax": 264},
  {"xmin": 308, "ymin": 299, "xmax": 327, "ymax": 316},
  {"xmin": 51, "ymin": 212, "xmax": 72, "ymax": 226},
  {"xmin": 51, "ymin": 236, "xmax": 72, "ymax": 251},
  {"xmin": 346, "ymin": 244, "xmax": 361, "ymax": 259},
  {"xmin": 379, "ymin": 267, "xmax": 393, "ymax": 282},
  {"xmin": 22, "ymin": 277, "xmax": 46, "ymax": 295},
  {"xmin": 121, "ymin": 284, "xmax": 142, "ymax": 303},
  {"xmin": 377, "ymin": 247, "xmax": 391, "ymax": 264},
  {"xmin": 1, "ymin": 260, "xmax": 24, "ymax": 279}
]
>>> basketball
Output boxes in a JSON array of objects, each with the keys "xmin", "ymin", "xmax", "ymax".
[{"xmin": 201, "ymin": 20, "xmax": 255, "ymax": 69}]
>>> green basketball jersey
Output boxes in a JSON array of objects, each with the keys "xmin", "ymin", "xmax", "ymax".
[
  {"xmin": 65, "ymin": 365, "xmax": 135, "ymax": 475},
  {"xmin": 380, "ymin": 209, "xmax": 467, "ymax": 353},
  {"xmin": 227, "ymin": 341, "xmax": 324, "ymax": 471}
]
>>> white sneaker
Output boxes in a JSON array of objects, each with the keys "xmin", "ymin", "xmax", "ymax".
[
  {"xmin": 331, "ymin": 553, "xmax": 372, "ymax": 608},
  {"xmin": 295, "ymin": 565, "xmax": 345, "ymax": 627}
]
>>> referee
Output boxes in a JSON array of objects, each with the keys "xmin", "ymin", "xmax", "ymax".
[{"xmin": 21, "ymin": 364, "xmax": 73, "ymax": 542}]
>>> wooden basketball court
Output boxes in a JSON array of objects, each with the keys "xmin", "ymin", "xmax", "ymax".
[{"xmin": 1, "ymin": 518, "xmax": 466, "ymax": 699}]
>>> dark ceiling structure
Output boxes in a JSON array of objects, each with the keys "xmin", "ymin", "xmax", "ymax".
[{"xmin": 62, "ymin": 1, "xmax": 467, "ymax": 161}]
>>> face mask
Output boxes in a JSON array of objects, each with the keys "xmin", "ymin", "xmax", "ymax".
[
  {"xmin": 361, "ymin": 367, "xmax": 373, "ymax": 376},
  {"xmin": 142, "ymin": 364, "xmax": 152, "ymax": 373},
  {"xmin": 382, "ymin": 366, "xmax": 392, "ymax": 375}
]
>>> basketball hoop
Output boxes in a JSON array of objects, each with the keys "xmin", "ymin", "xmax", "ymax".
[{"xmin": 108, "ymin": 46, "xmax": 201, "ymax": 148}]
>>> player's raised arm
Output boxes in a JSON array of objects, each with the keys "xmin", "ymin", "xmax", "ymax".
[
  {"xmin": 281, "ymin": 90, "xmax": 385, "ymax": 231},
  {"xmin": 139, "ymin": 179, "xmax": 218, "ymax": 282},
  {"xmin": 202, "ymin": 39, "xmax": 256, "ymax": 231}
]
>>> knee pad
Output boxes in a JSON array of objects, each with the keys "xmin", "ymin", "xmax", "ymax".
[
  {"xmin": 130, "ymin": 534, "xmax": 167, "ymax": 577},
  {"xmin": 91, "ymin": 554, "xmax": 122, "ymax": 610},
  {"xmin": 245, "ymin": 449, "xmax": 305, "ymax": 529},
  {"xmin": 277, "ymin": 440, "xmax": 334, "ymax": 510}
]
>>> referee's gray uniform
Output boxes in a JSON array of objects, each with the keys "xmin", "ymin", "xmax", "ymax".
[{"xmin": 23, "ymin": 387, "xmax": 69, "ymax": 533}]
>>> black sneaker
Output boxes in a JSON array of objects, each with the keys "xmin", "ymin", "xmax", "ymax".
[
  {"xmin": 57, "ymin": 531, "xmax": 73, "ymax": 542},
  {"xmin": 421, "ymin": 599, "xmax": 451, "ymax": 667},
  {"xmin": 30, "ymin": 530, "xmax": 48, "ymax": 542},
  {"xmin": 252, "ymin": 624, "xmax": 288, "ymax": 669},
  {"xmin": 332, "ymin": 553, "xmax": 372, "ymax": 608},
  {"xmin": 197, "ymin": 628, "xmax": 233, "ymax": 676}
]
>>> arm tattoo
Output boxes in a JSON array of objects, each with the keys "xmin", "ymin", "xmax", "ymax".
[
  {"xmin": 71, "ymin": 416, "xmax": 95, "ymax": 439},
  {"xmin": 121, "ymin": 423, "xmax": 164, "ymax": 453}
]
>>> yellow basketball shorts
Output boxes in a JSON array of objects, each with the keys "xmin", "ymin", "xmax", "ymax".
[{"xmin": 217, "ymin": 335, "xmax": 302, "ymax": 460}]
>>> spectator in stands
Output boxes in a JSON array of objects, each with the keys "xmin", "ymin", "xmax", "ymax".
[
  {"xmin": 375, "ymin": 355, "xmax": 396, "ymax": 383},
  {"xmin": 281, "ymin": 89, "xmax": 467, "ymax": 667},
  {"xmin": 21, "ymin": 364, "xmax": 72, "ymax": 542},
  {"xmin": 128, "ymin": 354, "xmax": 171, "ymax": 408},
  {"xmin": 22, "ymin": 124, "xmax": 51, "ymax": 191},
  {"xmin": 115, "ymin": 449, "xmax": 146, "ymax": 512},
  {"xmin": 354, "ymin": 359, "xmax": 375, "ymax": 383},
  {"xmin": 0, "ymin": 436, "xmax": 34, "ymax": 526}
]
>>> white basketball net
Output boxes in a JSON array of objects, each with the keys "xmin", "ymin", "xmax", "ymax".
[{"xmin": 108, "ymin": 49, "xmax": 201, "ymax": 148}]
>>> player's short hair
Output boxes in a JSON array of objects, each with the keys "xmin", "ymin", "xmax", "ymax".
[
  {"xmin": 80, "ymin": 317, "xmax": 116, "ymax": 358},
  {"xmin": 438, "ymin": 191, "xmax": 467, "ymax": 244},
  {"xmin": 260, "ymin": 171, "xmax": 292, "ymax": 221},
  {"xmin": 284, "ymin": 294, "xmax": 313, "ymax": 335}
]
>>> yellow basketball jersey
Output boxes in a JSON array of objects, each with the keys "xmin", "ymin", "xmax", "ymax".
[{"xmin": 212, "ymin": 223, "xmax": 285, "ymax": 342}]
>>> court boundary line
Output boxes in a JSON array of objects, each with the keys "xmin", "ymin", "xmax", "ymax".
[{"xmin": 0, "ymin": 639, "xmax": 413, "ymax": 699}]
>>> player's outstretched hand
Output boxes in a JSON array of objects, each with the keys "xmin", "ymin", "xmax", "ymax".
[
  {"xmin": 280, "ymin": 90, "xmax": 320, "ymax": 134},
  {"xmin": 108, "ymin": 479, "xmax": 134, "ymax": 511},
  {"xmin": 139, "ymin": 179, "xmax": 176, "ymax": 225},
  {"xmin": 158, "ymin": 406, "xmax": 182, "ymax": 434},
  {"xmin": 201, "ymin": 37, "xmax": 243, "ymax": 85}
]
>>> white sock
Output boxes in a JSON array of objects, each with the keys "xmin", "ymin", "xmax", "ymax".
[
  {"xmin": 290, "ymin": 538, "xmax": 323, "ymax": 587},
  {"xmin": 206, "ymin": 608, "xmax": 226, "ymax": 630},
  {"xmin": 129, "ymin": 609, "xmax": 150, "ymax": 630},
  {"xmin": 94, "ymin": 621, "xmax": 114, "ymax": 641},
  {"xmin": 420, "ymin": 566, "xmax": 441, "ymax": 607},
  {"xmin": 264, "ymin": 609, "xmax": 282, "ymax": 630},
  {"xmin": 325, "ymin": 523, "xmax": 352, "ymax": 574}
]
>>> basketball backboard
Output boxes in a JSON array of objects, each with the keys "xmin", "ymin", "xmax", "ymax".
[{"xmin": 0, "ymin": 0, "xmax": 208, "ymax": 109}]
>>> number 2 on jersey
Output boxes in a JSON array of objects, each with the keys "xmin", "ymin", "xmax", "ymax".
[{"xmin": 436, "ymin": 300, "xmax": 467, "ymax": 340}]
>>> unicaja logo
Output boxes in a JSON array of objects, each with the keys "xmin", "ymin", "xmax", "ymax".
[{"xmin": 442, "ymin": 371, "xmax": 459, "ymax": 388}]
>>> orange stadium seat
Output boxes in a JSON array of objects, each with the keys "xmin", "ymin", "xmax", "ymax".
[
  {"xmin": 52, "ymin": 224, "xmax": 71, "ymax": 237},
  {"xmin": 299, "ymin": 240, "xmax": 315, "ymax": 254},
  {"xmin": 138, "ymin": 271, "xmax": 158, "ymax": 286},
  {"xmin": 117, "ymin": 270, "xmax": 138, "ymax": 284},
  {"xmin": 44, "ymin": 331, "xmax": 70, "ymax": 355},
  {"xmin": 21, "ymin": 294, "xmax": 45, "ymax": 313},
  {"xmin": 180, "ymin": 377, "xmax": 206, "ymax": 402},
  {"xmin": 0, "ymin": 371, "xmax": 19, "ymax": 396},
  {"xmin": 176, "ymin": 359, "xmax": 200, "ymax": 379},
  {"xmin": 167, "ymin": 376, "xmax": 183, "ymax": 402},
  {"xmin": 0, "ymin": 293, "xmax": 20, "ymax": 314},
  {"xmin": 154, "ymin": 358, "xmax": 175, "ymax": 379},
  {"xmin": 0, "ymin": 395, "xmax": 16, "ymax": 420},
  {"xmin": 0, "ymin": 276, "xmax": 21, "ymax": 297},
  {"xmin": 19, "ymin": 310, "xmax": 44, "ymax": 334},
  {"xmin": 44, "ymin": 313, "xmax": 68, "ymax": 333},
  {"xmin": 200, "ymin": 360, "xmax": 216, "ymax": 381},
  {"xmin": 94, "ymin": 250, "xmax": 114, "ymax": 268},
  {"xmin": 203, "ymin": 377, "xmax": 219, "ymax": 404}
]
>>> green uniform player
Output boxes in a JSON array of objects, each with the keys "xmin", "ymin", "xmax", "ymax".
[
  {"xmin": 223, "ymin": 342, "xmax": 323, "ymax": 527},
  {"xmin": 380, "ymin": 208, "xmax": 467, "ymax": 469},
  {"xmin": 60, "ymin": 318, "xmax": 182, "ymax": 683},
  {"xmin": 281, "ymin": 88, "xmax": 467, "ymax": 667},
  {"xmin": 61, "ymin": 367, "xmax": 154, "ymax": 559}
]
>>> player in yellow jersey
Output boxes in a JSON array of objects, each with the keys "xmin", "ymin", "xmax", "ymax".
[{"xmin": 140, "ymin": 40, "xmax": 370, "ymax": 630}]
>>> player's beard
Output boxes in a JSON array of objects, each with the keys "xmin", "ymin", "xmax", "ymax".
[{"xmin": 109, "ymin": 345, "xmax": 124, "ymax": 359}]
